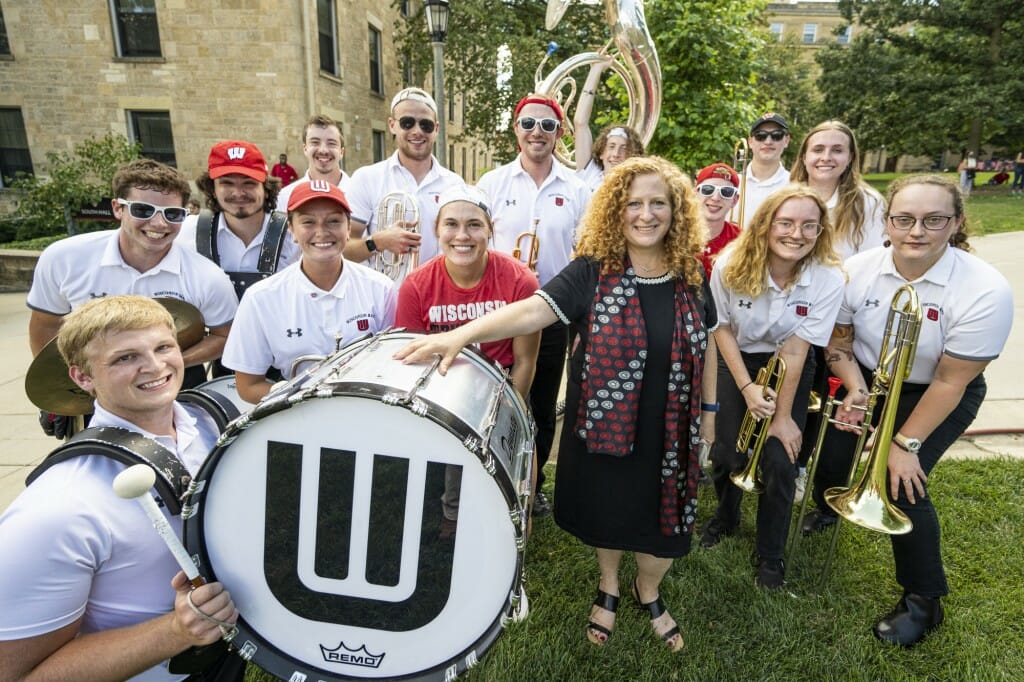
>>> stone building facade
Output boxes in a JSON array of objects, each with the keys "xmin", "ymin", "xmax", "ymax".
[{"xmin": 0, "ymin": 0, "xmax": 493, "ymax": 191}]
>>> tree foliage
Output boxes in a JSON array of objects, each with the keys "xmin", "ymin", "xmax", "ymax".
[
  {"xmin": 817, "ymin": 0, "xmax": 1024, "ymax": 156},
  {"xmin": 644, "ymin": 0, "xmax": 769, "ymax": 172},
  {"xmin": 3, "ymin": 134, "xmax": 140, "ymax": 241},
  {"xmin": 755, "ymin": 35, "xmax": 824, "ymax": 147},
  {"xmin": 396, "ymin": 0, "xmax": 774, "ymax": 171}
]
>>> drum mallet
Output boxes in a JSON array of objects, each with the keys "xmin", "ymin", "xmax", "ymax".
[{"xmin": 113, "ymin": 464, "xmax": 237, "ymax": 640}]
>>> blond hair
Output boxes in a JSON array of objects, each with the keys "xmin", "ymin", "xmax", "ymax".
[
  {"xmin": 790, "ymin": 120, "xmax": 875, "ymax": 251},
  {"xmin": 58, "ymin": 296, "xmax": 176, "ymax": 373},
  {"xmin": 576, "ymin": 156, "xmax": 707, "ymax": 289},
  {"xmin": 721, "ymin": 184, "xmax": 842, "ymax": 298}
]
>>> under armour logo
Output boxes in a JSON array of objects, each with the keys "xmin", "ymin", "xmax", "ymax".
[
  {"xmin": 89, "ymin": 292, "xmax": 107, "ymax": 299},
  {"xmin": 286, "ymin": 328, "xmax": 303, "ymax": 337},
  {"xmin": 226, "ymin": 146, "xmax": 246, "ymax": 160},
  {"xmin": 309, "ymin": 179, "xmax": 331, "ymax": 192},
  {"xmin": 864, "ymin": 299, "xmax": 880, "ymax": 307},
  {"xmin": 738, "ymin": 300, "xmax": 752, "ymax": 309},
  {"xmin": 505, "ymin": 199, "xmax": 516, "ymax": 206}
]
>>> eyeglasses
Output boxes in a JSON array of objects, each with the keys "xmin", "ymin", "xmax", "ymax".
[
  {"xmin": 772, "ymin": 219, "xmax": 823, "ymax": 237},
  {"xmin": 517, "ymin": 117, "xmax": 560, "ymax": 133},
  {"xmin": 887, "ymin": 215, "xmax": 955, "ymax": 231},
  {"xmin": 398, "ymin": 116, "xmax": 437, "ymax": 134},
  {"xmin": 115, "ymin": 199, "xmax": 188, "ymax": 224},
  {"xmin": 752, "ymin": 130, "xmax": 788, "ymax": 142},
  {"xmin": 696, "ymin": 184, "xmax": 739, "ymax": 199}
]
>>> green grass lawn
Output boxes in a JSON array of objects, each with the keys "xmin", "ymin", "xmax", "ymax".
[{"xmin": 244, "ymin": 457, "xmax": 1024, "ymax": 682}]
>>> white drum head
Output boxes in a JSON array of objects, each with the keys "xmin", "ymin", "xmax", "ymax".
[{"xmin": 186, "ymin": 394, "xmax": 521, "ymax": 681}]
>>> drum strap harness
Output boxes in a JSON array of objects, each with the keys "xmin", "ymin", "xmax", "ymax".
[
  {"xmin": 26, "ymin": 426, "xmax": 191, "ymax": 514},
  {"xmin": 25, "ymin": 428, "xmax": 248, "ymax": 680},
  {"xmin": 195, "ymin": 208, "xmax": 289, "ymax": 299}
]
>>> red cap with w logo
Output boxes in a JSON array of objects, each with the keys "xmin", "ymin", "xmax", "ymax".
[
  {"xmin": 208, "ymin": 140, "xmax": 268, "ymax": 182},
  {"xmin": 287, "ymin": 179, "xmax": 351, "ymax": 213}
]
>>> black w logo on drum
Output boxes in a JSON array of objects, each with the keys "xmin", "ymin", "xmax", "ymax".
[{"xmin": 263, "ymin": 441, "xmax": 459, "ymax": 631}]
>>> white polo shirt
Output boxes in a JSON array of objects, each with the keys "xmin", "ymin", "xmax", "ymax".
[
  {"xmin": 222, "ymin": 259, "xmax": 397, "ymax": 379},
  {"xmin": 276, "ymin": 170, "xmax": 352, "ymax": 214},
  {"xmin": 827, "ymin": 187, "xmax": 886, "ymax": 260},
  {"xmin": 0, "ymin": 401, "xmax": 218, "ymax": 681},
  {"xmin": 841, "ymin": 246, "xmax": 1013, "ymax": 384},
  {"xmin": 576, "ymin": 159, "xmax": 605, "ymax": 192},
  {"xmin": 477, "ymin": 155, "xmax": 591, "ymax": 286},
  {"xmin": 740, "ymin": 164, "xmax": 790, "ymax": 228},
  {"xmin": 27, "ymin": 230, "xmax": 237, "ymax": 327},
  {"xmin": 177, "ymin": 211, "xmax": 301, "ymax": 272},
  {"xmin": 344, "ymin": 152, "xmax": 465, "ymax": 263},
  {"xmin": 711, "ymin": 248, "xmax": 845, "ymax": 353}
]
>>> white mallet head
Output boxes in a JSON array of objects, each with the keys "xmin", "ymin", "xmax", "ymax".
[{"xmin": 113, "ymin": 464, "xmax": 157, "ymax": 499}]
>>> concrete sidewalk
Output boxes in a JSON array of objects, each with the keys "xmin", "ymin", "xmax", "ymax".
[{"xmin": 2, "ymin": 233, "xmax": 1022, "ymax": 512}]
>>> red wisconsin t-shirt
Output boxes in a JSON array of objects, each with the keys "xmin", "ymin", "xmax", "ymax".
[
  {"xmin": 700, "ymin": 220, "xmax": 741, "ymax": 275},
  {"xmin": 396, "ymin": 251, "xmax": 540, "ymax": 368}
]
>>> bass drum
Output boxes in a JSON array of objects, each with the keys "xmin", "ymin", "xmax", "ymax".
[{"xmin": 183, "ymin": 332, "xmax": 534, "ymax": 681}]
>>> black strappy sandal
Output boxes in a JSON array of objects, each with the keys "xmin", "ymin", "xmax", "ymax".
[
  {"xmin": 586, "ymin": 589, "xmax": 620, "ymax": 645},
  {"xmin": 632, "ymin": 579, "xmax": 684, "ymax": 652}
]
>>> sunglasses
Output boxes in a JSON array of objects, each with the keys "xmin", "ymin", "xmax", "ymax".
[
  {"xmin": 696, "ymin": 184, "xmax": 739, "ymax": 199},
  {"xmin": 517, "ymin": 117, "xmax": 560, "ymax": 133},
  {"xmin": 752, "ymin": 130, "xmax": 788, "ymax": 142},
  {"xmin": 398, "ymin": 116, "xmax": 437, "ymax": 134},
  {"xmin": 115, "ymin": 199, "xmax": 188, "ymax": 224}
]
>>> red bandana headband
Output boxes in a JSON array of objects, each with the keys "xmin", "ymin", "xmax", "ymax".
[{"xmin": 513, "ymin": 95, "xmax": 564, "ymax": 122}]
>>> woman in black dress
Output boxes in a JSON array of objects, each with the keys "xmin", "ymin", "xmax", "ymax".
[{"xmin": 396, "ymin": 156, "xmax": 715, "ymax": 652}]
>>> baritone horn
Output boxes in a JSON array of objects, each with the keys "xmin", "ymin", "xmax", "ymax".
[
  {"xmin": 731, "ymin": 351, "xmax": 787, "ymax": 494},
  {"xmin": 787, "ymin": 285, "xmax": 920, "ymax": 581},
  {"xmin": 374, "ymin": 191, "xmax": 419, "ymax": 282},
  {"xmin": 535, "ymin": 0, "xmax": 662, "ymax": 169},
  {"xmin": 513, "ymin": 218, "xmax": 541, "ymax": 272},
  {"xmin": 730, "ymin": 138, "xmax": 749, "ymax": 229},
  {"xmin": 824, "ymin": 286, "xmax": 920, "ymax": 535}
]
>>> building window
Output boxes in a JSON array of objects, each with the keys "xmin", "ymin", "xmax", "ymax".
[
  {"xmin": 400, "ymin": 0, "xmax": 411, "ymax": 16},
  {"xmin": 369, "ymin": 26, "xmax": 384, "ymax": 95},
  {"xmin": 802, "ymin": 23, "xmax": 817, "ymax": 44},
  {"xmin": 317, "ymin": 0, "xmax": 338, "ymax": 76},
  {"xmin": 0, "ymin": 108, "xmax": 33, "ymax": 187},
  {"xmin": 110, "ymin": 0, "xmax": 162, "ymax": 58},
  {"xmin": 0, "ymin": 5, "xmax": 10, "ymax": 56},
  {"xmin": 836, "ymin": 25, "xmax": 852, "ymax": 45},
  {"xmin": 127, "ymin": 110, "xmax": 176, "ymax": 167},
  {"xmin": 401, "ymin": 55, "xmax": 412, "ymax": 88},
  {"xmin": 769, "ymin": 23, "xmax": 784, "ymax": 42},
  {"xmin": 372, "ymin": 130, "xmax": 386, "ymax": 163}
]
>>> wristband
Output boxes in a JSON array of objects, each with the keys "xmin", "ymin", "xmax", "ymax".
[
  {"xmin": 701, "ymin": 402, "xmax": 719, "ymax": 413},
  {"xmin": 365, "ymin": 237, "xmax": 378, "ymax": 253},
  {"xmin": 740, "ymin": 381, "xmax": 755, "ymax": 392}
]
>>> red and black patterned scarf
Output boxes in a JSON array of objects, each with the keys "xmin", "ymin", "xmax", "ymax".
[{"xmin": 575, "ymin": 260, "xmax": 706, "ymax": 536}]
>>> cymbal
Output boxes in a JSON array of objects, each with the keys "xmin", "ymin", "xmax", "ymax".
[
  {"xmin": 157, "ymin": 298, "xmax": 206, "ymax": 350},
  {"xmin": 24, "ymin": 298, "xmax": 207, "ymax": 416}
]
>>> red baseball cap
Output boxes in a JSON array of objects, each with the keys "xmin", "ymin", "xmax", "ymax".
[
  {"xmin": 695, "ymin": 163, "xmax": 739, "ymax": 188},
  {"xmin": 207, "ymin": 140, "xmax": 268, "ymax": 182},
  {"xmin": 286, "ymin": 179, "xmax": 351, "ymax": 213}
]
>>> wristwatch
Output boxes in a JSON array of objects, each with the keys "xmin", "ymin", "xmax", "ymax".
[
  {"xmin": 893, "ymin": 433, "xmax": 922, "ymax": 455},
  {"xmin": 365, "ymin": 237, "xmax": 378, "ymax": 253}
]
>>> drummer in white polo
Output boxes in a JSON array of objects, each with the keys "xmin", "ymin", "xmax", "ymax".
[{"xmin": 222, "ymin": 180, "xmax": 397, "ymax": 403}]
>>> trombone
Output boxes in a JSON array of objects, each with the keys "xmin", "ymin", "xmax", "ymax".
[
  {"xmin": 374, "ymin": 191, "xmax": 420, "ymax": 282},
  {"xmin": 787, "ymin": 285, "xmax": 921, "ymax": 581},
  {"xmin": 729, "ymin": 138, "xmax": 749, "ymax": 230},
  {"xmin": 512, "ymin": 217, "xmax": 540, "ymax": 272},
  {"xmin": 731, "ymin": 351, "xmax": 787, "ymax": 494}
]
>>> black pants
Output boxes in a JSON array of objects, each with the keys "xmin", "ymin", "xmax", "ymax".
[
  {"xmin": 809, "ymin": 367, "xmax": 986, "ymax": 597},
  {"xmin": 709, "ymin": 348, "xmax": 815, "ymax": 560},
  {"xmin": 531, "ymin": 322, "xmax": 568, "ymax": 489}
]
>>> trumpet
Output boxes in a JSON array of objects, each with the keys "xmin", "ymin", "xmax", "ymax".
[
  {"xmin": 512, "ymin": 218, "xmax": 540, "ymax": 272},
  {"xmin": 787, "ymin": 285, "xmax": 921, "ymax": 581},
  {"xmin": 730, "ymin": 138, "xmax": 749, "ymax": 230},
  {"xmin": 374, "ymin": 191, "xmax": 420, "ymax": 282},
  {"xmin": 730, "ymin": 352, "xmax": 787, "ymax": 494}
]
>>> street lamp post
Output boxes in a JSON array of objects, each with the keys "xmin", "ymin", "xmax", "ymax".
[{"xmin": 424, "ymin": 0, "xmax": 450, "ymax": 168}]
